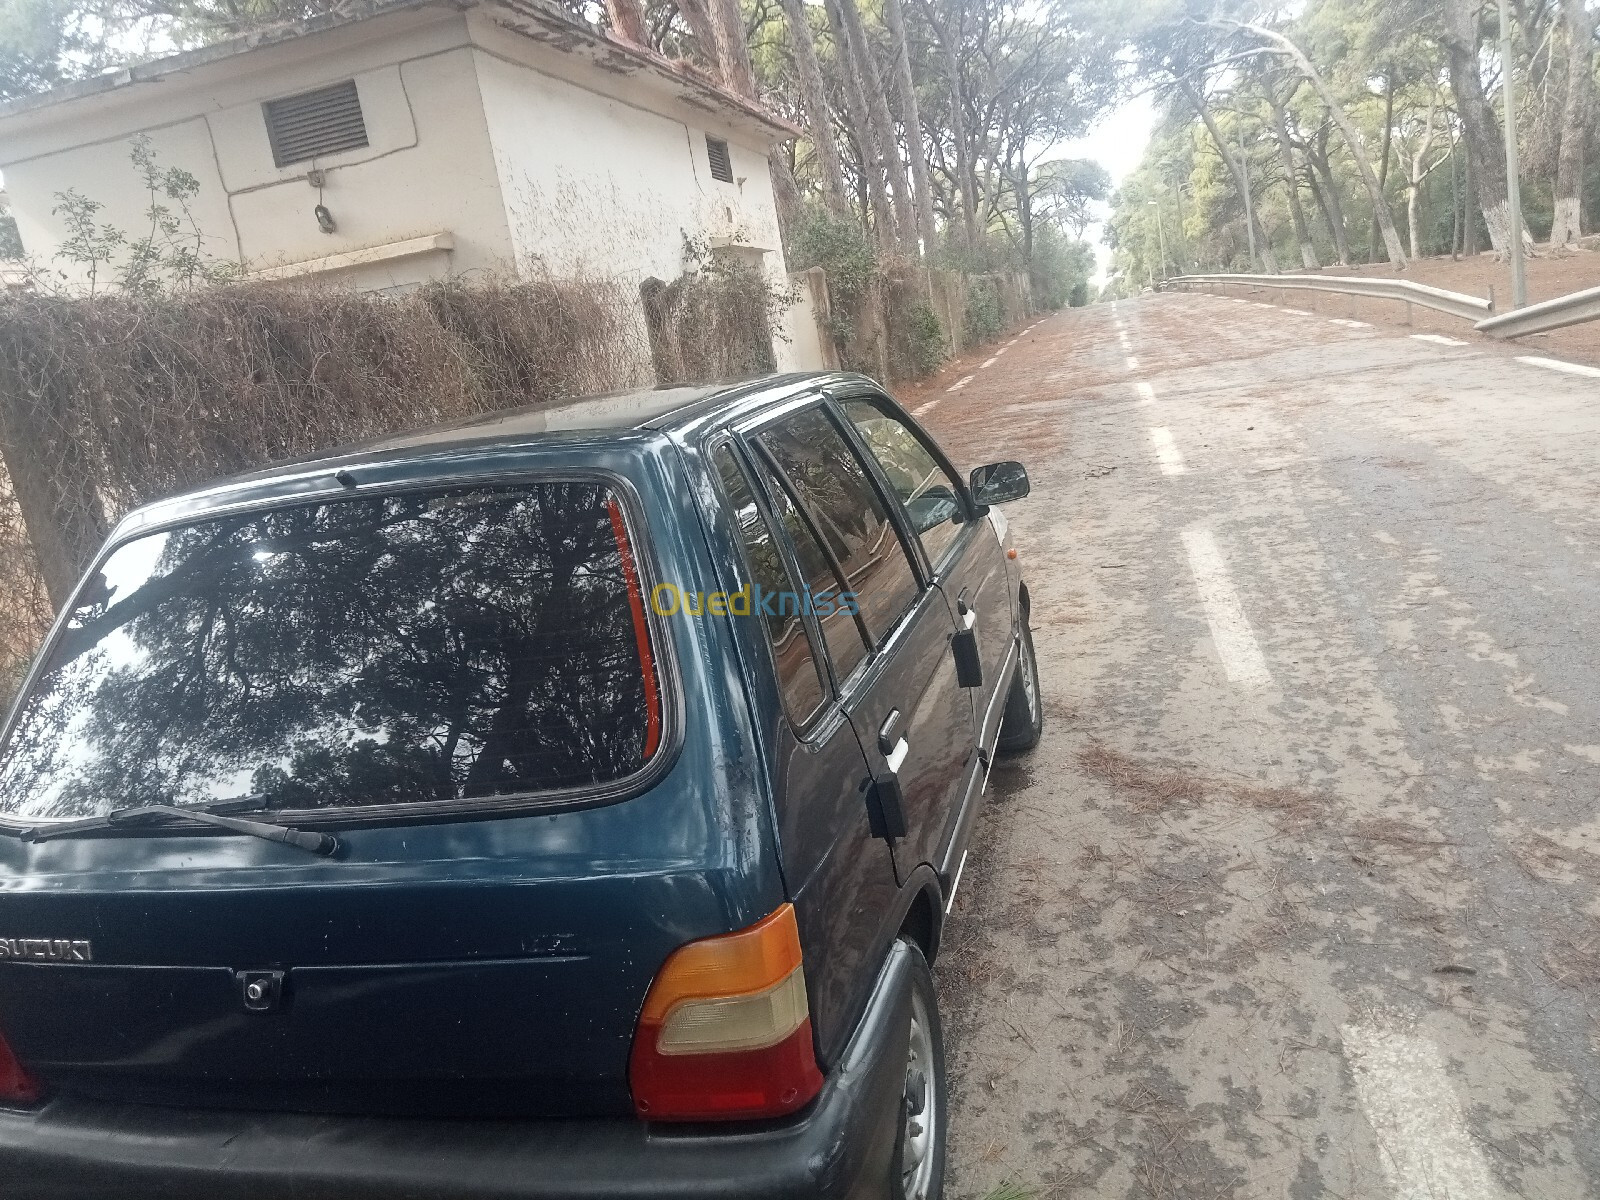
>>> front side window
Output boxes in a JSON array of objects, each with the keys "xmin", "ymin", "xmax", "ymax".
[
  {"xmin": 714, "ymin": 445, "xmax": 827, "ymax": 727},
  {"xmin": 756, "ymin": 406, "xmax": 921, "ymax": 648},
  {"xmin": 841, "ymin": 397, "xmax": 966, "ymax": 571},
  {"xmin": 0, "ymin": 482, "xmax": 663, "ymax": 821}
]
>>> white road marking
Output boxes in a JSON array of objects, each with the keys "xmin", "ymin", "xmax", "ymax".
[
  {"xmin": 1179, "ymin": 528, "xmax": 1273, "ymax": 689},
  {"xmin": 995, "ymin": 346, "xmax": 1009, "ymax": 357},
  {"xmin": 1342, "ymin": 1021, "xmax": 1505, "ymax": 1200},
  {"xmin": 946, "ymin": 374, "xmax": 975, "ymax": 392},
  {"xmin": 1149, "ymin": 427, "xmax": 1186, "ymax": 475},
  {"xmin": 911, "ymin": 397, "xmax": 941, "ymax": 417},
  {"xmin": 1134, "ymin": 381, "xmax": 1156, "ymax": 405},
  {"xmin": 1516, "ymin": 355, "xmax": 1600, "ymax": 379},
  {"xmin": 1125, "ymin": 355, "xmax": 1140, "ymax": 370},
  {"xmin": 1330, "ymin": 318, "xmax": 1372, "ymax": 329},
  {"xmin": 1410, "ymin": 333, "xmax": 1469, "ymax": 346},
  {"xmin": 981, "ymin": 355, "xmax": 998, "ymax": 368}
]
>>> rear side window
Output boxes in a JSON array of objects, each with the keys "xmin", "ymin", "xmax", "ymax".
[
  {"xmin": 756, "ymin": 406, "xmax": 921, "ymax": 647},
  {"xmin": 748, "ymin": 449, "xmax": 869, "ymax": 682},
  {"xmin": 713, "ymin": 445, "xmax": 827, "ymax": 727},
  {"xmin": 0, "ymin": 482, "xmax": 663, "ymax": 820}
]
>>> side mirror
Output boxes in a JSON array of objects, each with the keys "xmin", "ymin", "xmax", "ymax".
[{"xmin": 969, "ymin": 461, "xmax": 1030, "ymax": 507}]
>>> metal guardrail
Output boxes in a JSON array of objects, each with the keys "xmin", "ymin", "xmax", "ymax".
[
  {"xmin": 1473, "ymin": 283, "xmax": 1600, "ymax": 339},
  {"xmin": 1166, "ymin": 272, "xmax": 1494, "ymax": 323}
]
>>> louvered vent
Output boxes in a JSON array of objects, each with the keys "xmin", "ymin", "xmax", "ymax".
[
  {"xmin": 706, "ymin": 136, "xmax": 733, "ymax": 183},
  {"xmin": 263, "ymin": 81, "xmax": 369, "ymax": 168}
]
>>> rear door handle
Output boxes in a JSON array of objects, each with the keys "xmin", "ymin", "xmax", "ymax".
[
  {"xmin": 867, "ymin": 710, "xmax": 908, "ymax": 840},
  {"xmin": 877, "ymin": 709, "xmax": 901, "ymax": 755}
]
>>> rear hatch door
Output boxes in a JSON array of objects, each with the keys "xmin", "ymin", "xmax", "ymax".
[{"xmin": 0, "ymin": 467, "xmax": 772, "ymax": 1117}]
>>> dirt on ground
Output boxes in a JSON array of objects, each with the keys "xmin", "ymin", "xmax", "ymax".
[{"xmin": 1197, "ymin": 249, "xmax": 1600, "ymax": 367}]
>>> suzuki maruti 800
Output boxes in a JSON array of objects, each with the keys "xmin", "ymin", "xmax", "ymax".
[{"xmin": 0, "ymin": 371, "xmax": 1039, "ymax": 1200}]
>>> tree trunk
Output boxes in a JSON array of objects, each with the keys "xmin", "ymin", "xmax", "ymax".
[
  {"xmin": 1406, "ymin": 101, "xmax": 1440, "ymax": 260},
  {"xmin": 1239, "ymin": 23, "xmax": 1408, "ymax": 267},
  {"xmin": 1441, "ymin": 0, "xmax": 1522, "ymax": 253},
  {"xmin": 1551, "ymin": 0, "xmax": 1593, "ymax": 246},
  {"xmin": 675, "ymin": 0, "xmax": 722, "ymax": 72},
  {"xmin": 710, "ymin": 0, "xmax": 757, "ymax": 98},
  {"xmin": 1372, "ymin": 68, "xmax": 1396, "ymax": 262},
  {"xmin": 824, "ymin": 0, "xmax": 897, "ymax": 247},
  {"xmin": 835, "ymin": 0, "xmax": 916, "ymax": 251},
  {"xmin": 769, "ymin": 148, "xmax": 803, "ymax": 257},
  {"xmin": 919, "ymin": 0, "xmax": 976, "ymax": 253},
  {"xmin": 604, "ymin": 0, "xmax": 647, "ymax": 45},
  {"xmin": 1462, "ymin": 135, "xmax": 1480, "ymax": 252},
  {"xmin": 1307, "ymin": 126, "xmax": 1352, "ymax": 265},
  {"xmin": 778, "ymin": 0, "xmax": 850, "ymax": 216},
  {"xmin": 882, "ymin": 0, "xmax": 938, "ymax": 254},
  {"xmin": 1178, "ymin": 78, "xmax": 1279, "ymax": 273},
  {"xmin": 1267, "ymin": 89, "xmax": 1320, "ymax": 268}
]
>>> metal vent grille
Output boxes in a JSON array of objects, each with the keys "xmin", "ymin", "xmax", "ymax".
[
  {"xmin": 264, "ymin": 81, "xmax": 369, "ymax": 168},
  {"xmin": 706, "ymin": 136, "xmax": 733, "ymax": 183}
]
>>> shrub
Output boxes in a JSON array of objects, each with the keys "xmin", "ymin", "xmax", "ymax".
[
  {"xmin": 964, "ymin": 276, "xmax": 1004, "ymax": 343},
  {"xmin": 788, "ymin": 206, "xmax": 877, "ymax": 346}
]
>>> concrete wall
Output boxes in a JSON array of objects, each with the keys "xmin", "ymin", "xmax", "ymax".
[
  {"xmin": 777, "ymin": 269, "xmax": 833, "ymax": 373},
  {"xmin": 1, "ymin": 5, "xmax": 827, "ymax": 369},
  {"xmin": 1, "ymin": 11, "xmax": 516, "ymax": 290}
]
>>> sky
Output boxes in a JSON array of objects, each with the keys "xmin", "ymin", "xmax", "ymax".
[{"xmin": 1054, "ymin": 91, "xmax": 1157, "ymax": 286}]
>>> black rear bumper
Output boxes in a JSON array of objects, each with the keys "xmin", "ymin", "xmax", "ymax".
[{"xmin": 0, "ymin": 944, "xmax": 914, "ymax": 1200}]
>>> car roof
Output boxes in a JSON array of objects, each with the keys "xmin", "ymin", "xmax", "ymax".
[{"xmin": 114, "ymin": 371, "xmax": 877, "ymax": 536}]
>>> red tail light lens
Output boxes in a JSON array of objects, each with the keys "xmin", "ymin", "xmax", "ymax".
[
  {"xmin": 629, "ymin": 904, "xmax": 824, "ymax": 1121},
  {"xmin": 0, "ymin": 1027, "xmax": 40, "ymax": 1106}
]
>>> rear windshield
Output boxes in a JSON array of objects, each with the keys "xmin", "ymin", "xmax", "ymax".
[{"xmin": 0, "ymin": 481, "xmax": 663, "ymax": 821}]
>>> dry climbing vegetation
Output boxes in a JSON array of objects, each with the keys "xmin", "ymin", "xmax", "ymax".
[{"xmin": 0, "ymin": 275, "xmax": 653, "ymax": 695}]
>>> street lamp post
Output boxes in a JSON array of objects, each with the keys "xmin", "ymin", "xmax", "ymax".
[
  {"xmin": 1499, "ymin": 0, "xmax": 1527, "ymax": 308},
  {"xmin": 1148, "ymin": 200, "xmax": 1169, "ymax": 280}
]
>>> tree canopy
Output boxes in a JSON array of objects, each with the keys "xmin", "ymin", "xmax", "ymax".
[{"xmin": 1103, "ymin": 0, "xmax": 1598, "ymax": 296}]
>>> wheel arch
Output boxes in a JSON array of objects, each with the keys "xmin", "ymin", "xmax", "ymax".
[{"xmin": 896, "ymin": 867, "xmax": 945, "ymax": 965}]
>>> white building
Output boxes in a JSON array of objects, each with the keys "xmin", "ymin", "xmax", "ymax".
[{"xmin": 0, "ymin": 0, "xmax": 827, "ymax": 370}]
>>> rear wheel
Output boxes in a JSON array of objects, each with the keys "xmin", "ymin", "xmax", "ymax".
[
  {"xmin": 996, "ymin": 620, "xmax": 1042, "ymax": 753},
  {"xmin": 890, "ymin": 941, "xmax": 946, "ymax": 1200}
]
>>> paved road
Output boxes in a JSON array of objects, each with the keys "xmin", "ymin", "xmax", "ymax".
[{"xmin": 915, "ymin": 293, "xmax": 1600, "ymax": 1199}]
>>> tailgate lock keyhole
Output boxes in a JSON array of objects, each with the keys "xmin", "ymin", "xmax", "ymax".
[{"xmin": 237, "ymin": 970, "xmax": 285, "ymax": 1013}]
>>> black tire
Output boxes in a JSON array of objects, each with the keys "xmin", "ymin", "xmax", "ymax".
[
  {"xmin": 996, "ymin": 620, "xmax": 1042, "ymax": 753},
  {"xmin": 888, "ymin": 940, "xmax": 947, "ymax": 1200}
]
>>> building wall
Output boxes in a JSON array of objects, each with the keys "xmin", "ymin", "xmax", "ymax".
[
  {"xmin": 1, "ymin": 11, "xmax": 514, "ymax": 290},
  {"xmin": 468, "ymin": 26, "xmax": 824, "ymax": 374},
  {"xmin": 1, "ymin": 6, "xmax": 825, "ymax": 367},
  {"xmin": 470, "ymin": 35, "xmax": 786, "ymax": 285}
]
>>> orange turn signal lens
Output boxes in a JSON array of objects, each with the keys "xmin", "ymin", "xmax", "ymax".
[{"xmin": 637, "ymin": 904, "xmax": 804, "ymax": 1025}]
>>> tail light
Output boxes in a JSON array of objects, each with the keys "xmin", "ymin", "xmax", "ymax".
[
  {"xmin": 629, "ymin": 903, "xmax": 823, "ymax": 1121},
  {"xmin": 0, "ymin": 1026, "xmax": 39, "ymax": 1106}
]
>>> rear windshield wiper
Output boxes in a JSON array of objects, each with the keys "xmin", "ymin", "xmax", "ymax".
[{"xmin": 18, "ymin": 802, "xmax": 341, "ymax": 857}]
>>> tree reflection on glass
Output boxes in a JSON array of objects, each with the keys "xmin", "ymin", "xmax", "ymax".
[{"xmin": 0, "ymin": 483, "xmax": 656, "ymax": 820}]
